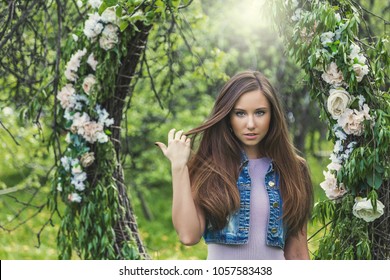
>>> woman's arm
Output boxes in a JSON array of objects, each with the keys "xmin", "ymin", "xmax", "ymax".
[
  {"xmin": 284, "ymin": 223, "xmax": 310, "ymax": 260},
  {"xmin": 156, "ymin": 129, "xmax": 205, "ymax": 245}
]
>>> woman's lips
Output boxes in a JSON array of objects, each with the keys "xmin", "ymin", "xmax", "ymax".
[{"xmin": 243, "ymin": 133, "xmax": 258, "ymax": 140}]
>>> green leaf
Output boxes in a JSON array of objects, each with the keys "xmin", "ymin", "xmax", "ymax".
[
  {"xmin": 103, "ymin": 0, "xmax": 118, "ymax": 7},
  {"xmin": 366, "ymin": 173, "xmax": 382, "ymax": 189}
]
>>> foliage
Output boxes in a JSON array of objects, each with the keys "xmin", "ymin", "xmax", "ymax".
[{"xmin": 271, "ymin": 0, "xmax": 390, "ymax": 259}]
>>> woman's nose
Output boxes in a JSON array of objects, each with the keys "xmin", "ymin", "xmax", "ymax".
[{"xmin": 247, "ymin": 116, "xmax": 255, "ymax": 130}]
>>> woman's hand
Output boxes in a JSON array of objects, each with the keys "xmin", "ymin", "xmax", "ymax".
[{"xmin": 155, "ymin": 128, "xmax": 191, "ymax": 168}]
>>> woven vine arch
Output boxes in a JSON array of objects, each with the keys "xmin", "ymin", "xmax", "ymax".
[{"xmin": 52, "ymin": 0, "xmax": 389, "ymax": 260}]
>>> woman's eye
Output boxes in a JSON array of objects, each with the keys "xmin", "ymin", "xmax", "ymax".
[
  {"xmin": 235, "ymin": 111, "xmax": 245, "ymax": 117},
  {"xmin": 256, "ymin": 111, "xmax": 265, "ymax": 116}
]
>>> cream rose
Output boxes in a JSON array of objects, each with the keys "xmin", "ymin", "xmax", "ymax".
[
  {"xmin": 352, "ymin": 64, "xmax": 369, "ymax": 82},
  {"xmin": 322, "ymin": 62, "xmax": 344, "ymax": 86},
  {"xmin": 327, "ymin": 88, "xmax": 351, "ymax": 119},
  {"xmin": 99, "ymin": 24, "xmax": 119, "ymax": 50},
  {"xmin": 352, "ymin": 197, "xmax": 385, "ymax": 222},
  {"xmin": 80, "ymin": 152, "xmax": 95, "ymax": 167},
  {"xmin": 82, "ymin": 74, "xmax": 97, "ymax": 95},
  {"xmin": 320, "ymin": 171, "xmax": 347, "ymax": 200}
]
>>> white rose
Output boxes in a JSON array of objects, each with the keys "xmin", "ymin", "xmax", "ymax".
[
  {"xmin": 327, "ymin": 88, "xmax": 351, "ymax": 119},
  {"xmin": 80, "ymin": 152, "xmax": 95, "ymax": 167},
  {"xmin": 322, "ymin": 62, "xmax": 344, "ymax": 86},
  {"xmin": 352, "ymin": 64, "xmax": 369, "ymax": 82},
  {"xmin": 352, "ymin": 197, "xmax": 385, "ymax": 222},
  {"xmin": 99, "ymin": 24, "xmax": 119, "ymax": 50},
  {"xmin": 82, "ymin": 74, "xmax": 97, "ymax": 95},
  {"xmin": 84, "ymin": 13, "xmax": 104, "ymax": 39},
  {"xmin": 57, "ymin": 84, "xmax": 75, "ymax": 109},
  {"xmin": 320, "ymin": 171, "xmax": 347, "ymax": 200}
]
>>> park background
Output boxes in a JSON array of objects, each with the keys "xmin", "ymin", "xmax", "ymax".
[{"xmin": 0, "ymin": 0, "xmax": 388, "ymax": 259}]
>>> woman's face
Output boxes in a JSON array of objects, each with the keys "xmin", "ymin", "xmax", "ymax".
[{"xmin": 230, "ymin": 90, "xmax": 271, "ymax": 159}]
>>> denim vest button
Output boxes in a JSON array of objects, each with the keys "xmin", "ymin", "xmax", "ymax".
[
  {"xmin": 268, "ymin": 181, "xmax": 275, "ymax": 187},
  {"xmin": 271, "ymin": 228, "xmax": 277, "ymax": 233},
  {"xmin": 273, "ymin": 202, "xmax": 279, "ymax": 208}
]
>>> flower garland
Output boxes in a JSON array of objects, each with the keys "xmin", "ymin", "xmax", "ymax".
[
  {"xmin": 56, "ymin": 0, "xmax": 119, "ymax": 204},
  {"xmin": 285, "ymin": 0, "xmax": 386, "ymax": 222},
  {"xmin": 272, "ymin": 0, "xmax": 390, "ymax": 259}
]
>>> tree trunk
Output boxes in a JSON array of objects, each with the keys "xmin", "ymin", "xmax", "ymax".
[
  {"xmin": 370, "ymin": 179, "xmax": 390, "ymax": 260},
  {"xmin": 103, "ymin": 23, "xmax": 152, "ymax": 260}
]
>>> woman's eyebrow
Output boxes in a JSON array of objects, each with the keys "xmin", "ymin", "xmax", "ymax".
[{"xmin": 233, "ymin": 107, "xmax": 268, "ymax": 110}]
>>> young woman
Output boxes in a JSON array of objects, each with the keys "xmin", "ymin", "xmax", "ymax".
[{"xmin": 156, "ymin": 71, "xmax": 313, "ymax": 260}]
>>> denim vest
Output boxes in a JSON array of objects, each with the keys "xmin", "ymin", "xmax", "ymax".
[{"xmin": 203, "ymin": 154, "xmax": 286, "ymax": 249}]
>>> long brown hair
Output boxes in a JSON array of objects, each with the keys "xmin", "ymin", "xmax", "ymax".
[{"xmin": 186, "ymin": 71, "xmax": 313, "ymax": 237}]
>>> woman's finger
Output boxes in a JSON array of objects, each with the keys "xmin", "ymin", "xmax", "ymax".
[
  {"xmin": 175, "ymin": 130, "xmax": 183, "ymax": 140},
  {"xmin": 168, "ymin": 128, "xmax": 176, "ymax": 143},
  {"xmin": 155, "ymin": 142, "xmax": 167, "ymax": 154}
]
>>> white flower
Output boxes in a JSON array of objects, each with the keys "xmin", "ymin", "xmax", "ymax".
[
  {"xmin": 88, "ymin": 0, "xmax": 102, "ymax": 9},
  {"xmin": 71, "ymin": 112, "xmax": 91, "ymax": 135},
  {"xmin": 68, "ymin": 193, "xmax": 82, "ymax": 203},
  {"xmin": 84, "ymin": 13, "xmax": 104, "ymax": 40},
  {"xmin": 64, "ymin": 48, "xmax": 87, "ymax": 81},
  {"xmin": 333, "ymin": 140, "xmax": 343, "ymax": 154},
  {"xmin": 57, "ymin": 183, "xmax": 63, "ymax": 192},
  {"xmin": 71, "ymin": 164, "xmax": 83, "ymax": 175},
  {"xmin": 320, "ymin": 171, "xmax": 347, "ymax": 200},
  {"xmin": 335, "ymin": 13, "xmax": 341, "ymax": 22},
  {"xmin": 322, "ymin": 62, "xmax": 344, "ymax": 86},
  {"xmin": 327, "ymin": 88, "xmax": 351, "ymax": 119},
  {"xmin": 99, "ymin": 24, "xmax": 119, "ymax": 50},
  {"xmin": 96, "ymin": 132, "xmax": 109, "ymax": 143},
  {"xmin": 60, "ymin": 156, "xmax": 71, "ymax": 171},
  {"xmin": 320, "ymin": 31, "xmax": 335, "ymax": 47},
  {"xmin": 101, "ymin": 7, "xmax": 119, "ymax": 24},
  {"xmin": 352, "ymin": 197, "xmax": 385, "ymax": 222},
  {"xmin": 83, "ymin": 121, "xmax": 105, "ymax": 143},
  {"xmin": 352, "ymin": 64, "xmax": 369, "ymax": 82},
  {"xmin": 57, "ymin": 84, "xmax": 75, "ymax": 109},
  {"xmin": 87, "ymin": 53, "xmax": 98, "ymax": 71},
  {"xmin": 327, "ymin": 160, "xmax": 342, "ymax": 172},
  {"xmin": 334, "ymin": 129, "xmax": 347, "ymax": 141},
  {"xmin": 291, "ymin": 8, "xmax": 302, "ymax": 21},
  {"xmin": 337, "ymin": 106, "xmax": 371, "ymax": 136},
  {"xmin": 71, "ymin": 172, "xmax": 87, "ymax": 191},
  {"xmin": 349, "ymin": 43, "xmax": 366, "ymax": 64},
  {"xmin": 77, "ymin": 1, "xmax": 83, "ymax": 8},
  {"xmin": 72, "ymin": 34, "xmax": 78, "ymax": 42},
  {"xmin": 64, "ymin": 109, "xmax": 74, "ymax": 121},
  {"xmin": 82, "ymin": 74, "xmax": 97, "ymax": 95},
  {"xmin": 96, "ymin": 105, "xmax": 114, "ymax": 127},
  {"xmin": 80, "ymin": 152, "xmax": 95, "ymax": 167}
]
